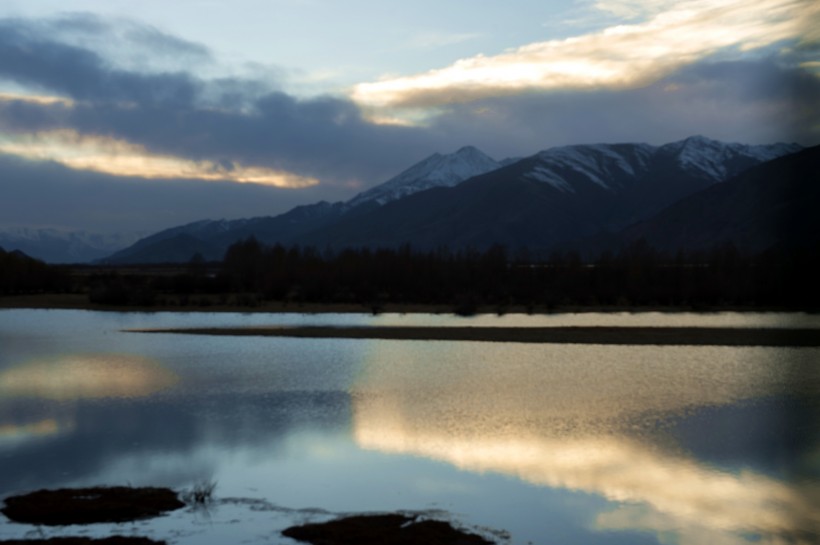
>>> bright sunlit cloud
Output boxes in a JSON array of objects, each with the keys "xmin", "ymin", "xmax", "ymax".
[
  {"xmin": 352, "ymin": 0, "xmax": 813, "ymax": 110},
  {"xmin": 0, "ymin": 130, "xmax": 320, "ymax": 188},
  {"xmin": 0, "ymin": 92, "xmax": 74, "ymax": 107}
]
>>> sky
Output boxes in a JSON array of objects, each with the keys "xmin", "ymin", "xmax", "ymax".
[{"xmin": 0, "ymin": 0, "xmax": 817, "ymax": 235}]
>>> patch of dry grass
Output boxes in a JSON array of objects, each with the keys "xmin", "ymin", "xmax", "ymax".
[
  {"xmin": 1, "ymin": 487, "xmax": 184, "ymax": 526},
  {"xmin": 282, "ymin": 514, "xmax": 494, "ymax": 545}
]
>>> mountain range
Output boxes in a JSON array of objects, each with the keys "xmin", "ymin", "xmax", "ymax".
[
  {"xmin": 97, "ymin": 135, "xmax": 809, "ymax": 264},
  {"xmin": 5, "ymin": 136, "xmax": 806, "ymax": 264},
  {"xmin": 0, "ymin": 228, "xmax": 144, "ymax": 264},
  {"xmin": 296, "ymin": 137, "xmax": 807, "ymax": 254}
]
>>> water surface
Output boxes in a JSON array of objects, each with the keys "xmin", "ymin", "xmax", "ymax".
[{"xmin": 1, "ymin": 309, "xmax": 818, "ymax": 544}]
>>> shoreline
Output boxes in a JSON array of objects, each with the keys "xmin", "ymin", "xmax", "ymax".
[
  {"xmin": 127, "ymin": 325, "xmax": 820, "ymax": 347},
  {"xmin": 0, "ymin": 293, "xmax": 810, "ymax": 315}
]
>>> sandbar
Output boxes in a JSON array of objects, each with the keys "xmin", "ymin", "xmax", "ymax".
[{"xmin": 127, "ymin": 325, "xmax": 820, "ymax": 346}]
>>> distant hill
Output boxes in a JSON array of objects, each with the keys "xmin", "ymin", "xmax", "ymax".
[
  {"xmin": 102, "ymin": 202, "xmax": 349, "ymax": 264},
  {"xmin": 0, "ymin": 245, "xmax": 69, "ymax": 293},
  {"xmin": 101, "ymin": 136, "xmax": 803, "ymax": 263}
]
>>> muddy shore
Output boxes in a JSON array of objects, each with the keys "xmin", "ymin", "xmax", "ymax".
[{"xmin": 0, "ymin": 293, "xmax": 806, "ymax": 315}]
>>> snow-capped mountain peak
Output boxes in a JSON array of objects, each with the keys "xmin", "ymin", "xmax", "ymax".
[
  {"xmin": 519, "ymin": 137, "xmax": 802, "ymax": 192},
  {"xmin": 348, "ymin": 146, "xmax": 501, "ymax": 207},
  {"xmin": 658, "ymin": 135, "xmax": 803, "ymax": 181}
]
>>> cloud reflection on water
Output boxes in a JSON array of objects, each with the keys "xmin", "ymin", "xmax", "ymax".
[
  {"xmin": 0, "ymin": 353, "xmax": 177, "ymax": 456},
  {"xmin": 352, "ymin": 342, "xmax": 820, "ymax": 543},
  {"xmin": 0, "ymin": 353, "xmax": 177, "ymax": 400},
  {"xmin": 0, "ymin": 418, "xmax": 74, "ymax": 447}
]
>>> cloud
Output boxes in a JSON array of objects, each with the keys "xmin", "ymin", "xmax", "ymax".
[
  {"xmin": 352, "ymin": 0, "xmax": 815, "ymax": 109},
  {"xmin": 0, "ymin": 151, "xmax": 352, "ymax": 233},
  {"xmin": 1, "ymin": 11, "xmax": 815, "ymax": 191},
  {"xmin": 0, "ymin": 15, "xmax": 442, "ymax": 190},
  {"xmin": 8, "ymin": 12, "xmax": 212, "ymax": 72},
  {"xmin": 0, "ymin": 11, "xmax": 816, "ymax": 235},
  {"xmin": 0, "ymin": 22, "xmax": 200, "ymax": 105},
  {"xmin": 0, "ymin": 129, "xmax": 319, "ymax": 187},
  {"xmin": 424, "ymin": 57, "xmax": 820, "ymax": 156},
  {"xmin": 589, "ymin": 0, "xmax": 681, "ymax": 21}
]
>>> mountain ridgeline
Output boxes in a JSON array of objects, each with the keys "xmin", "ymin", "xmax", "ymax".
[
  {"xmin": 103, "ymin": 136, "xmax": 809, "ymax": 264},
  {"xmin": 0, "ymin": 228, "xmax": 144, "ymax": 264}
]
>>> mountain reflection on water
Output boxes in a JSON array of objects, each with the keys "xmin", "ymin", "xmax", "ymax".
[{"xmin": 0, "ymin": 310, "xmax": 818, "ymax": 545}]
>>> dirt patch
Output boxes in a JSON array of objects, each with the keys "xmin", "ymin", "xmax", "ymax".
[
  {"xmin": 282, "ymin": 513, "xmax": 494, "ymax": 545},
  {"xmin": 0, "ymin": 538, "xmax": 165, "ymax": 544},
  {"xmin": 1, "ymin": 487, "xmax": 184, "ymax": 526}
]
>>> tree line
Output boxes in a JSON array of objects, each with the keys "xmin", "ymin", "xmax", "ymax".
[
  {"xmin": 0, "ymin": 247, "xmax": 70, "ymax": 294},
  {"xmin": 2, "ymin": 240, "xmax": 817, "ymax": 311},
  {"xmin": 219, "ymin": 238, "xmax": 818, "ymax": 311}
]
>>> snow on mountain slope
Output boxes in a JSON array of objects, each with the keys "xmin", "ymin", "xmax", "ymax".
[
  {"xmin": 0, "ymin": 227, "xmax": 144, "ymax": 263},
  {"xmin": 348, "ymin": 146, "xmax": 502, "ymax": 207},
  {"xmin": 526, "ymin": 143, "xmax": 656, "ymax": 192},
  {"xmin": 657, "ymin": 135, "xmax": 803, "ymax": 181},
  {"xmin": 522, "ymin": 137, "xmax": 802, "ymax": 192}
]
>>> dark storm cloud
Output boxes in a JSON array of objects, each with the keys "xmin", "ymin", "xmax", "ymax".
[
  {"xmin": 428, "ymin": 57, "xmax": 820, "ymax": 157},
  {"xmin": 34, "ymin": 90, "xmax": 429, "ymax": 182},
  {"xmin": 668, "ymin": 56, "xmax": 820, "ymax": 104},
  {"xmin": 0, "ymin": 151, "xmax": 354, "ymax": 233},
  {"xmin": 0, "ymin": 20, "xmax": 200, "ymax": 105},
  {"xmin": 18, "ymin": 12, "xmax": 211, "ymax": 63},
  {"xmin": 0, "ymin": 96, "xmax": 72, "ymax": 130},
  {"xmin": 3, "ymin": 15, "xmax": 816, "ymax": 186},
  {"xmin": 0, "ymin": 15, "xmax": 439, "ymax": 185},
  {"xmin": 0, "ymin": 14, "xmax": 817, "ymax": 234}
]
